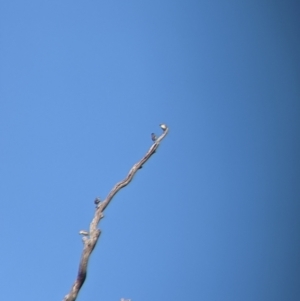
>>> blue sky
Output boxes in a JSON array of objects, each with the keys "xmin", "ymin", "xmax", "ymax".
[{"xmin": 0, "ymin": 1, "xmax": 299, "ymax": 300}]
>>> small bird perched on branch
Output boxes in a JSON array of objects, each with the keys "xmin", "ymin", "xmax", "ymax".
[
  {"xmin": 160, "ymin": 123, "xmax": 167, "ymax": 131},
  {"xmin": 94, "ymin": 197, "xmax": 101, "ymax": 205},
  {"xmin": 151, "ymin": 133, "xmax": 157, "ymax": 142}
]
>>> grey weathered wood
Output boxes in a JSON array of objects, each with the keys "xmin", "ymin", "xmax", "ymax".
[{"xmin": 63, "ymin": 125, "xmax": 169, "ymax": 301}]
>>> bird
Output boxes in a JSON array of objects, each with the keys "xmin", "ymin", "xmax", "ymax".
[
  {"xmin": 160, "ymin": 123, "xmax": 167, "ymax": 131},
  {"xmin": 151, "ymin": 133, "xmax": 157, "ymax": 142},
  {"xmin": 94, "ymin": 197, "xmax": 101, "ymax": 205}
]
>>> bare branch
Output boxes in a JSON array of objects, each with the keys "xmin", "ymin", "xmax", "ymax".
[{"xmin": 63, "ymin": 124, "xmax": 169, "ymax": 301}]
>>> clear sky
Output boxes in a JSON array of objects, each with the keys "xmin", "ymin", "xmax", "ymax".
[{"xmin": 0, "ymin": 1, "xmax": 299, "ymax": 301}]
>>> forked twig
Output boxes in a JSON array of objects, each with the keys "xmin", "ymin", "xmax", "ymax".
[{"xmin": 63, "ymin": 124, "xmax": 169, "ymax": 301}]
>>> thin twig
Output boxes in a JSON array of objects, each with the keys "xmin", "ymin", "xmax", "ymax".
[{"xmin": 63, "ymin": 125, "xmax": 169, "ymax": 301}]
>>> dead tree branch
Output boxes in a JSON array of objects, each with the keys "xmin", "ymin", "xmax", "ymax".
[{"xmin": 63, "ymin": 124, "xmax": 169, "ymax": 301}]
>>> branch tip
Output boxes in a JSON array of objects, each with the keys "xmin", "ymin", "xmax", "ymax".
[
  {"xmin": 159, "ymin": 123, "xmax": 167, "ymax": 131},
  {"xmin": 79, "ymin": 230, "xmax": 89, "ymax": 236}
]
